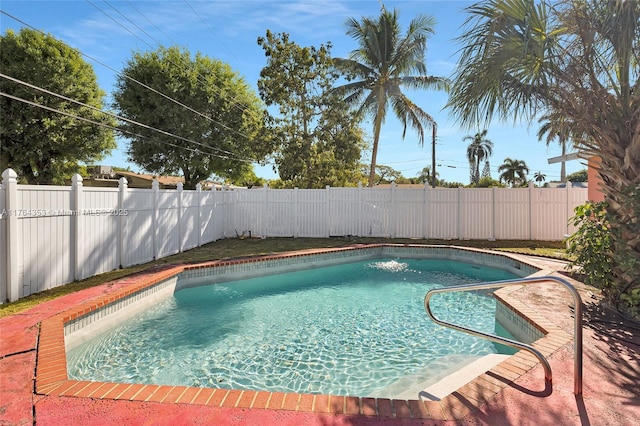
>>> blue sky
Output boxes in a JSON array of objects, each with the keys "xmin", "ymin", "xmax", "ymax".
[{"xmin": 1, "ymin": 0, "xmax": 585, "ymax": 184}]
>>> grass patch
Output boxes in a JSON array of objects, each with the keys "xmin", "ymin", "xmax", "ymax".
[{"xmin": 0, "ymin": 237, "xmax": 569, "ymax": 318}]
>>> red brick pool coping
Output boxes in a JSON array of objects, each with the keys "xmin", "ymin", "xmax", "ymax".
[{"xmin": 31, "ymin": 244, "xmax": 574, "ymax": 421}]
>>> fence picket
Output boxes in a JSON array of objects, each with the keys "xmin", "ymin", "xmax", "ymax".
[{"xmin": 1, "ymin": 168, "xmax": 588, "ymax": 303}]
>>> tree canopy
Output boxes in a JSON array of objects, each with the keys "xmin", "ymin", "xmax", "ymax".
[
  {"xmin": 373, "ymin": 164, "xmax": 403, "ymax": 185},
  {"xmin": 334, "ymin": 7, "xmax": 449, "ymax": 187},
  {"xmin": 567, "ymin": 169, "xmax": 587, "ymax": 183},
  {"xmin": 0, "ymin": 28, "xmax": 116, "ymax": 184},
  {"xmin": 257, "ymin": 31, "xmax": 364, "ymax": 188},
  {"xmin": 112, "ymin": 46, "xmax": 270, "ymax": 189},
  {"xmin": 447, "ymin": 0, "xmax": 640, "ymax": 312}
]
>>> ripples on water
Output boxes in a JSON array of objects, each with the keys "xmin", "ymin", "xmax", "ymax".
[{"xmin": 67, "ymin": 258, "xmax": 518, "ymax": 396}]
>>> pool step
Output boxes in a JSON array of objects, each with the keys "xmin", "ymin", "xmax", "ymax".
[
  {"xmin": 370, "ymin": 353, "xmax": 510, "ymax": 400},
  {"xmin": 418, "ymin": 353, "xmax": 511, "ymax": 401}
]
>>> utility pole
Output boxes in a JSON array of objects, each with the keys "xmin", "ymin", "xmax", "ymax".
[{"xmin": 431, "ymin": 126, "xmax": 437, "ymax": 188}]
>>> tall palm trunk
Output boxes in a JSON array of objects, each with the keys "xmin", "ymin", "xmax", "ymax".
[{"xmin": 368, "ymin": 97, "xmax": 386, "ymax": 187}]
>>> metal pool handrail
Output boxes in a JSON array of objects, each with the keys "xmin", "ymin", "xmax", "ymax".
[{"xmin": 424, "ymin": 275, "xmax": 583, "ymax": 396}]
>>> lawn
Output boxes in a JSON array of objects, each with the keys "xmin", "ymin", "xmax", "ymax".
[{"xmin": 0, "ymin": 237, "xmax": 569, "ymax": 318}]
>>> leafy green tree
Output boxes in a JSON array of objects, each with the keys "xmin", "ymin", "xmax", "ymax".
[
  {"xmin": 446, "ymin": 0, "xmax": 639, "ymax": 310},
  {"xmin": 373, "ymin": 164, "xmax": 403, "ymax": 185},
  {"xmin": 334, "ymin": 7, "xmax": 449, "ymax": 187},
  {"xmin": 257, "ymin": 31, "xmax": 364, "ymax": 189},
  {"xmin": 476, "ymin": 177, "xmax": 504, "ymax": 188},
  {"xmin": 567, "ymin": 169, "xmax": 588, "ymax": 183},
  {"xmin": 112, "ymin": 46, "xmax": 270, "ymax": 189},
  {"xmin": 464, "ymin": 129, "xmax": 493, "ymax": 186},
  {"xmin": 440, "ymin": 181, "xmax": 466, "ymax": 188},
  {"xmin": 0, "ymin": 28, "xmax": 116, "ymax": 184},
  {"xmin": 112, "ymin": 166, "xmax": 132, "ymax": 172},
  {"xmin": 215, "ymin": 168, "xmax": 264, "ymax": 188},
  {"xmin": 498, "ymin": 158, "xmax": 529, "ymax": 187},
  {"xmin": 395, "ymin": 176, "xmax": 418, "ymax": 184}
]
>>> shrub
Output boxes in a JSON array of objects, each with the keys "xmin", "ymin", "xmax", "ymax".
[
  {"xmin": 566, "ymin": 197, "xmax": 640, "ymax": 319},
  {"xmin": 565, "ymin": 202, "xmax": 614, "ymax": 292}
]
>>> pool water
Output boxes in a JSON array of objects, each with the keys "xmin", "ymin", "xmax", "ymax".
[{"xmin": 67, "ymin": 258, "xmax": 519, "ymax": 396}]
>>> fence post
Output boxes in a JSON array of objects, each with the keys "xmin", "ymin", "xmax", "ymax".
[
  {"xmin": 177, "ymin": 182, "xmax": 183, "ymax": 252},
  {"xmin": 152, "ymin": 180, "xmax": 159, "ymax": 259},
  {"xmin": 390, "ymin": 182, "xmax": 396, "ymax": 238},
  {"xmin": 356, "ymin": 183, "xmax": 362, "ymax": 237},
  {"xmin": 457, "ymin": 186, "xmax": 462, "ymax": 240},
  {"xmin": 71, "ymin": 174, "xmax": 83, "ymax": 281},
  {"xmin": 423, "ymin": 183, "xmax": 429, "ymax": 239},
  {"xmin": 293, "ymin": 187, "xmax": 299, "ymax": 238},
  {"xmin": 262, "ymin": 183, "xmax": 268, "ymax": 238},
  {"xmin": 226, "ymin": 186, "xmax": 238, "ymax": 239},
  {"xmin": 528, "ymin": 181, "xmax": 534, "ymax": 240},
  {"xmin": 196, "ymin": 183, "xmax": 202, "ymax": 247},
  {"xmin": 325, "ymin": 185, "xmax": 331, "ymax": 237},
  {"xmin": 2, "ymin": 169, "xmax": 19, "ymax": 302},
  {"xmin": 566, "ymin": 181, "xmax": 573, "ymax": 237},
  {"xmin": 490, "ymin": 186, "xmax": 496, "ymax": 241},
  {"xmin": 118, "ymin": 177, "xmax": 128, "ymax": 268},
  {"xmin": 215, "ymin": 187, "xmax": 224, "ymax": 242}
]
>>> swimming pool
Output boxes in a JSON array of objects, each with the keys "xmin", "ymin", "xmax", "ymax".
[
  {"xmin": 37, "ymin": 244, "xmax": 577, "ymax": 420},
  {"xmin": 67, "ymin": 256, "xmax": 521, "ymax": 397}
]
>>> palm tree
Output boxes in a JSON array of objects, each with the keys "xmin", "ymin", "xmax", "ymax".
[
  {"xmin": 498, "ymin": 158, "xmax": 529, "ymax": 187},
  {"xmin": 481, "ymin": 159, "xmax": 491, "ymax": 180},
  {"xmin": 417, "ymin": 165, "xmax": 439, "ymax": 185},
  {"xmin": 537, "ymin": 113, "xmax": 580, "ymax": 183},
  {"xmin": 464, "ymin": 130, "xmax": 493, "ymax": 186},
  {"xmin": 333, "ymin": 7, "xmax": 449, "ymax": 187},
  {"xmin": 446, "ymin": 0, "xmax": 640, "ymax": 309},
  {"xmin": 533, "ymin": 171, "xmax": 546, "ymax": 185}
]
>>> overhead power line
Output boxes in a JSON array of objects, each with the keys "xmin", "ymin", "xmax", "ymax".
[
  {"xmin": 0, "ymin": 90, "xmax": 253, "ymax": 163},
  {"xmin": 0, "ymin": 92, "xmax": 236, "ymax": 159},
  {"xmin": 86, "ymin": 0, "xmax": 251, "ymax": 115},
  {"xmin": 125, "ymin": 0, "xmax": 176, "ymax": 45},
  {"xmin": 0, "ymin": 73, "xmax": 256, "ymax": 163},
  {"xmin": 183, "ymin": 0, "xmax": 238, "ymax": 60},
  {"xmin": 1, "ymin": 10, "xmax": 253, "ymax": 142},
  {"xmin": 102, "ymin": 0, "xmax": 164, "ymax": 48},
  {"xmin": 0, "ymin": 8, "xmax": 281, "ymax": 171}
]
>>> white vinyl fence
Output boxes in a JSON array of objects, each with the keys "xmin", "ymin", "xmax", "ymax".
[
  {"xmin": 1, "ymin": 168, "xmax": 588, "ymax": 303},
  {"xmin": 226, "ymin": 184, "xmax": 587, "ymax": 241}
]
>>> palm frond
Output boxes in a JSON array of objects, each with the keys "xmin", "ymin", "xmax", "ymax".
[
  {"xmin": 359, "ymin": 88, "xmax": 386, "ymax": 122},
  {"xmin": 448, "ymin": 0, "xmax": 560, "ymax": 127},
  {"xmin": 389, "ymin": 13, "xmax": 436, "ymax": 75},
  {"xmin": 391, "ymin": 93, "xmax": 438, "ymax": 146},
  {"xmin": 333, "ymin": 58, "xmax": 376, "ymax": 80},
  {"xmin": 401, "ymin": 75, "xmax": 451, "ymax": 92}
]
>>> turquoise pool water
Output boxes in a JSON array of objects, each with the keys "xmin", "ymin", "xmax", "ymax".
[{"xmin": 67, "ymin": 258, "xmax": 519, "ymax": 396}]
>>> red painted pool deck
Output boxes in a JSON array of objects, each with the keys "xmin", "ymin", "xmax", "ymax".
[{"xmin": 1, "ymin": 248, "xmax": 639, "ymax": 425}]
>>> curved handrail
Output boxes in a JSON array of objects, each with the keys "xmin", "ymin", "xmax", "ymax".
[{"xmin": 424, "ymin": 275, "xmax": 582, "ymax": 396}]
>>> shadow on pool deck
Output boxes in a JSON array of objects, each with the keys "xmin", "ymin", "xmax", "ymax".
[{"xmin": 1, "ymin": 253, "xmax": 639, "ymax": 426}]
